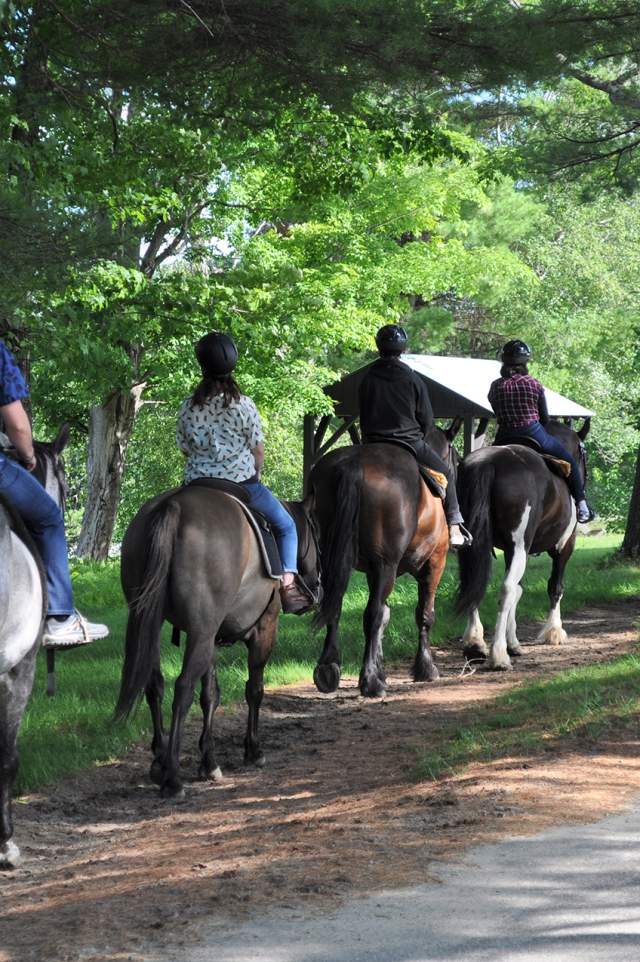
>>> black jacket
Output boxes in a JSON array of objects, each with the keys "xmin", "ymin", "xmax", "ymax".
[{"xmin": 358, "ymin": 358, "xmax": 434, "ymax": 443}]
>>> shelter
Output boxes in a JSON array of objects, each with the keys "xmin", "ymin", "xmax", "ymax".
[{"xmin": 302, "ymin": 354, "xmax": 594, "ymax": 491}]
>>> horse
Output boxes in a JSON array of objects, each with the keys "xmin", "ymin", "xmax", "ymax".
[
  {"xmin": 456, "ymin": 419, "xmax": 591, "ymax": 670},
  {"xmin": 0, "ymin": 426, "xmax": 68, "ymax": 869},
  {"xmin": 115, "ymin": 484, "xmax": 320, "ymax": 799},
  {"xmin": 307, "ymin": 423, "xmax": 460, "ymax": 698}
]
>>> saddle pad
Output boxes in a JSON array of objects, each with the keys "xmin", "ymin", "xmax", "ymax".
[
  {"xmin": 540, "ymin": 454, "xmax": 571, "ymax": 478},
  {"xmin": 420, "ymin": 467, "xmax": 448, "ymax": 501}
]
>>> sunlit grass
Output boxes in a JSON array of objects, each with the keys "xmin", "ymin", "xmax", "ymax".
[
  {"xmin": 16, "ymin": 534, "xmax": 640, "ymax": 792},
  {"xmin": 416, "ymin": 654, "xmax": 640, "ymax": 780}
]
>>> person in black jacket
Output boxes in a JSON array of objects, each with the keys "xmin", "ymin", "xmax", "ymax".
[{"xmin": 359, "ymin": 325, "xmax": 470, "ymax": 548}]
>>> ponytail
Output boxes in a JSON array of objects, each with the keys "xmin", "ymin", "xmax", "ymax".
[
  {"xmin": 191, "ymin": 374, "xmax": 241, "ymax": 409},
  {"xmin": 500, "ymin": 362, "xmax": 528, "ymax": 378}
]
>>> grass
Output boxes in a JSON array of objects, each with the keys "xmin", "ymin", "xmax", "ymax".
[
  {"xmin": 416, "ymin": 654, "xmax": 640, "ymax": 781},
  {"xmin": 16, "ymin": 534, "xmax": 640, "ymax": 793}
]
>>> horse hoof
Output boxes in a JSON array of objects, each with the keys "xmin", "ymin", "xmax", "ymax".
[
  {"xmin": 487, "ymin": 660, "xmax": 513, "ymax": 672},
  {"xmin": 413, "ymin": 661, "xmax": 440, "ymax": 683},
  {"xmin": 150, "ymin": 760, "xmax": 164, "ymax": 785},
  {"xmin": 540, "ymin": 629, "xmax": 567, "ymax": 647},
  {"xmin": 313, "ymin": 663, "xmax": 341, "ymax": 694},
  {"xmin": 160, "ymin": 781, "xmax": 185, "ymax": 800},
  {"xmin": 507, "ymin": 645, "xmax": 523, "ymax": 657},
  {"xmin": 359, "ymin": 674, "xmax": 386, "ymax": 698},
  {"xmin": 0, "ymin": 841, "xmax": 21, "ymax": 870},
  {"xmin": 199, "ymin": 764, "xmax": 224, "ymax": 782},
  {"xmin": 463, "ymin": 644, "xmax": 488, "ymax": 661},
  {"xmin": 245, "ymin": 751, "xmax": 266, "ymax": 768}
]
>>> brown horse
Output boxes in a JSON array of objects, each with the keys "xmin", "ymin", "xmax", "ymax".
[
  {"xmin": 456, "ymin": 419, "xmax": 591, "ymax": 670},
  {"xmin": 115, "ymin": 485, "xmax": 319, "ymax": 798},
  {"xmin": 308, "ymin": 425, "xmax": 459, "ymax": 698}
]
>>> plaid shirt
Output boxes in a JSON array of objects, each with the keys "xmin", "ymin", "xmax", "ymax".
[
  {"xmin": 0, "ymin": 340, "xmax": 29, "ymax": 407},
  {"xmin": 488, "ymin": 374, "xmax": 545, "ymax": 428}
]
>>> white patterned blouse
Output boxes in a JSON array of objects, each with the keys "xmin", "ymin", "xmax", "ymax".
[{"xmin": 176, "ymin": 393, "xmax": 265, "ymax": 484}]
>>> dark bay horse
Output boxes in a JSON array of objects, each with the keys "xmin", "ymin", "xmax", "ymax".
[
  {"xmin": 116, "ymin": 485, "xmax": 319, "ymax": 798},
  {"xmin": 0, "ymin": 428, "xmax": 68, "ymax": 868},
  {"xmin": 308, "ymin": 424, "xmax": 459, "ymax": 698},
  {"xmin": 456, "ymin": 420, "xmax": 591, "ymax": 670}
]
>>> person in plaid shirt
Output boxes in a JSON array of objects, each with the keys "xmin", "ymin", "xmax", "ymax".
[{"xmin": 488, "ymin": 340, "xmax": 594, "ymax": 523}]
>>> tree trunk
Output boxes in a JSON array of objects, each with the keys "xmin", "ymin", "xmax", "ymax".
[
  {"xmin": 76, "ymin": 385, "xmax": 145, "ymax": 560},
  {"xmin": 621, "ymin": 445, "xmax": 640, "ymax": 559}
]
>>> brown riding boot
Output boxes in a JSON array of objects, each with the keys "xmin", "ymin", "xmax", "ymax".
[{"xmin": 280, "ymin": 580, "xmax": 312, "ymax": 615}]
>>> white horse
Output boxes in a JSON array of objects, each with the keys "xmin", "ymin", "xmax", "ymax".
[{"xmin": 0, "ymin": 498, "xmax": 45, "ymax": 868}]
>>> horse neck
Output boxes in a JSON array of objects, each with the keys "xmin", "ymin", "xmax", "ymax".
[{"xmin": 33, "ymin": 444, "xmax": 66, "ymax": 512}]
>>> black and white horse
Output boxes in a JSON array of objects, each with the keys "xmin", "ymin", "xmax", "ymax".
[
  {"xmin": 0, "ymin": 426, "xmax": 68, "ymax": 868},
  {"xmin": 456, "ymin": 420, "xmax": 590, "ymax": 670}
]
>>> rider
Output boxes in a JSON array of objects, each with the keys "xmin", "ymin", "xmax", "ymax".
[
  {"xmin": 358, "ymin": 324, "xmax": 471, "ymax": 549},
  {"xmin": 488, "ymin": 339, "xmax": 594, "ymax": 524},
  {"xmin": 0, "ymin": 339, "xmax": 109, "ymax": 647},
  {"xmin": 176, "ymin": 331, "xmax": 310, "ymax": 614}
]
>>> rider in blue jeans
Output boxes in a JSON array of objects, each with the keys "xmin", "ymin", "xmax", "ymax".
[
  {"xmin": 0, "ymin": 340, "xmax": 109, "ymax": 646},
  {"xmin": 176, "ymin": 331, "xmax": 309, "ymax": 614},
  {"xmin": 488, "ymin": 339, "xmax": 595, "ymax": 524}
]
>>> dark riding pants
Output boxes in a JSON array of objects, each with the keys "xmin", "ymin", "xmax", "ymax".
[
  {"xmin": 411, "ymin": 440, "xmax": 464, "ymax": 526},
  {"xmin": 495, "ymin": 422, "xmax": 586, "ymax": 503}
]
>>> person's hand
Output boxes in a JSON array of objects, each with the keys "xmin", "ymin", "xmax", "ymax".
[{"xmin": 21, "ymin": 452, "xmax": 37, "ymax": 471}]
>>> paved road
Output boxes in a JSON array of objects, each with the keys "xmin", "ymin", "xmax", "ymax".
[{"xmin": 161, "ymin": 802, "xmax": 640, "ymax": 962}]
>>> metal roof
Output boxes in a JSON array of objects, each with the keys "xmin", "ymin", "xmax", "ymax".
[{"xmin": 325, "ymin": 354, "xmax": 595, "ymax": 420}]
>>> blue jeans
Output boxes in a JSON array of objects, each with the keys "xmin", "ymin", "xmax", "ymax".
[
  {"xmin": 242, "ymin": 480, "xmax": 298, "ymax": 573},
  {"xmin": 0, "ymin": 454, "xmax": 75, "ymax": 615},
  {"xmin": 496, "ymin": 421, "xmax": 585, "ymax": 503}
]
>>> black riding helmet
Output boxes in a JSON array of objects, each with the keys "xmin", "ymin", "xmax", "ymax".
[
  {"xmin": 501, "ymin": 339, "xmax": 532, "ymax": 364},
  {"xmin": 196, "ymin": 331, "xmax": 238, "ymax": 377},
  {"xmin": 375, "ymin": 324, "xmax": 408, "ymax": 356}
]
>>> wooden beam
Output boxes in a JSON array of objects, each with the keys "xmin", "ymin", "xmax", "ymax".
[
  {"xmin": 314, "ymin": 414, "xmax": 332, "ymax": 448},
  {"xmin": 316, "ymin": 416, "xmax": 358, "ymax": 458},
  {"xmin": 348, "ymin": 422, "xmax": 361, "ymax": 445}
]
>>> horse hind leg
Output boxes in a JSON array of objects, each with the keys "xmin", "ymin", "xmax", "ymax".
[
  {"xmin": 161, "ymin": 629, "xmax": 216, "ymax": 799},
  {"xmin": 198, "ymin": 664, "xmax": 223, "ymax": 781},
  {"xmin": 313, "ymin": 602, "xmax": 343, "ymax": 694},
  {"xmin": 359, "ymin": 566, "xmax": 395, "ymax": 698},
  {"xmin": 146, "ymin": 662, "xmax": 168, "ymax": 786},
  {"xmin": 537, "ymin": 542, "xmax": 573, "ymax": 646},
  {"xmin": 0, "ymin": 644, "xmax": 38, "ymax": 870},
  {"xmin": 489, "ymin": 508, "xmax": 531, "ymax": 671},
  {"xmin": 462, "ymin": 607, "xmax": 489, "ymax": 661},
  {"xmin": 244, "ymin": 599, "xmax": 279, "ymax": 767},
  {"xmin": 413, "ymin": 548, "xmax": 447, "ymax": 683},
  {"xmin": 506, "ymin": 583, "xmax": 524, "ymax": 656}
]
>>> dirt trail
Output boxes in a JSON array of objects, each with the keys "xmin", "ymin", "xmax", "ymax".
[{"xmin": 1, "ymin": 599, "xmax": 640, "ymax": 962}]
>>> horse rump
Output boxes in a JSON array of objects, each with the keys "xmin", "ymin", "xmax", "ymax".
[{"xmin": 115, "ymin": 498, "xmax": 181, "ymax": 721}]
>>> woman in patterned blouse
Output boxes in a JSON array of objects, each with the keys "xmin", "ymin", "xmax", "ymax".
[{"xmin": 177, "ymin": 332, "xmax": 310, "ymax": 614}]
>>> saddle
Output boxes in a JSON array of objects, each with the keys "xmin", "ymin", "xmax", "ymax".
[
  {"xmin": 188, "ymin": 478, "xmax": 282, "ymax": 579},
  {"xmin": 493, "ymin": 436, "xmax": 571, "ymax": 479},
  {"xmin": 364, "ymin": 438, "xmax": 448, "ymax": 501}
]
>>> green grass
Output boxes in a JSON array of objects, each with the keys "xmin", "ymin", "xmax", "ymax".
[
  {"xmin": 16, "ymin": 534, "xmax": 640, "ymax": 793},
  {"xmin": 416, "ymin": 654, "xmax": 640, "ymax": 781}
]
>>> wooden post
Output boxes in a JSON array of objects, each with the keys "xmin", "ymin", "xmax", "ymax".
[
  {"xmin": 463, "ymin": 416, "xmax": 474, "ymax": 457},
  {"xmin": 302, "ymin": 414, "xmax": 316, "ymax": 496}
]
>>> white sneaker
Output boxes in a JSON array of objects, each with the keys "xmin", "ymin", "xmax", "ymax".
[
  {"xmin": 42, "ymin": 611, "xmax": 109, "ymax": 648},
  {"xmin": 449, "ymin": 523, "xmax": 473, "ymax": 550}
]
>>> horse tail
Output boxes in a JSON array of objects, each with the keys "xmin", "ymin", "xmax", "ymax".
[
  {"xmin": 456, "ymin": 457, "xmax": 495, "ymax": 615},
  {"xmin": 312, "ymin": 458, "xmax": 362, "ymax": 628},
  {"xmin": 114, "ymin": 499, "xmax": 181, "ymax": 721}
]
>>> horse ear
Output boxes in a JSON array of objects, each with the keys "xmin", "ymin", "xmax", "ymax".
[
  {"xmin": 53, "ymin": 422, "xmax": 71, "ymax": 454},
  {"xmin": 445, "ymin": 417, "xmax": 463, "ymax": 441},
  {"xmin": 577, "ymin": 417, "xmax": 591, "ymax": 441}
]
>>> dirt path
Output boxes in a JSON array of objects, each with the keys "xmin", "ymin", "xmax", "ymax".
[{"xmin": 2, "ymin": 599, "xmax": 640, "ymax": 962}]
